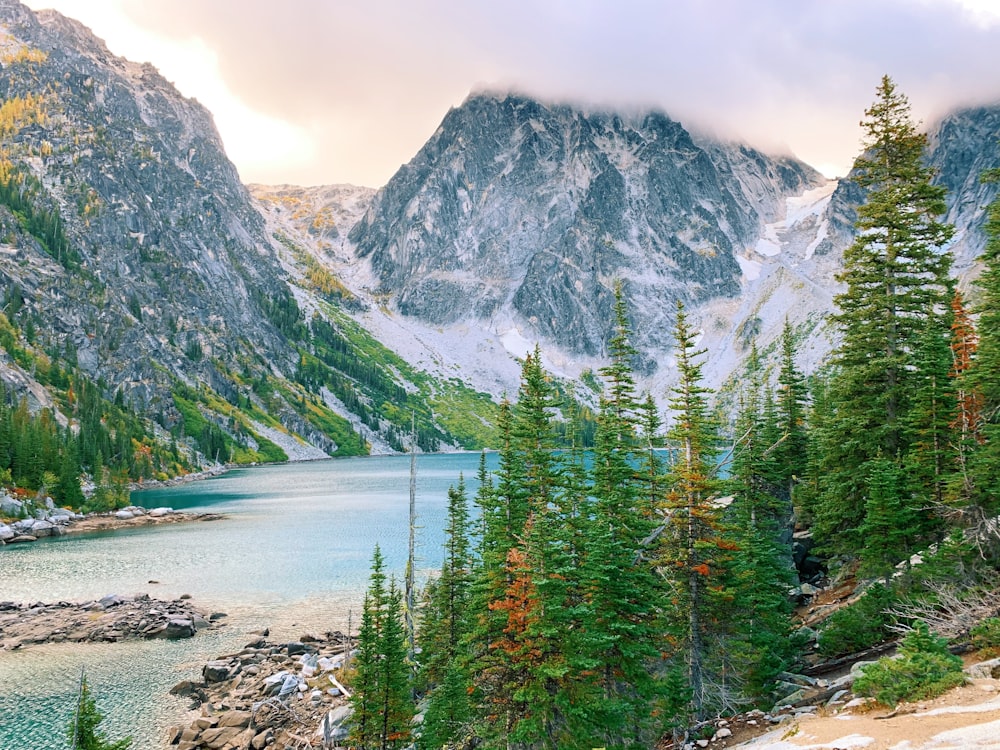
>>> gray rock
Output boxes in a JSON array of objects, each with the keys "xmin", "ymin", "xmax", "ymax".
[
  {"xmin": 0, "ymin": 524, "xmax": 14, "ymax": 541},
  {"xmin": 850, "ymin": 659, "xmax": 881, "ymax": 679},
  {"xmin": 316, "ymin": 705, "xmax": 353, "ymax": 743},
  {"xmin": 114, "ymin": 510, "xmax": 135, "ymax": 521},
  {"xmin": 30, "ymin": 520, "xmax": 55, "ymax": 537},
  {"xmin": 164, "ymin": 619, "xmax": 195, "ymax": 639},
  {"xmin": 0, "ymin": 497, "xmax": 23, "ymax": 517},
  {"xmin": 202, "ymin": 660, "xmax": 232, "ymax": 683},
  {"xmin": 965, "ymin": 657, "xmax": 1000, "ymax": 679}
]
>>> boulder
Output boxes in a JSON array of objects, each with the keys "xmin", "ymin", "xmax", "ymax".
[
  {"xmin": 169, "ymin": 680, "xmax": 203, "ymax": 697},
  {"xmin": 197, "ymin": 725, "xmax": 242, "ymax": 749},
  {"xmin": 99, "ymin": 594, "xmax": 124, "ymax": 608},
  {"xmin": 203, "ymin": 660, "xmax": 232, "ymax": 683},
  {"xmin": 164, "ymin": 619, "xmax": 195, "ymax": 639},
  {"xmin": 0, "ymin": 496, "xmax": 23, "ymax": 516},
  {"xmin": 316, "ymin": 705, "xmax": 353, "ymax": 743},
  {"xmin": 0, "ymin": 523, "xmax": 14, "ymax": 541},
  {"xmin": 216, "ymin": 710, "xmax": 251, "ymax": 729},
  {"xmin": 30, "ymin": 520, "xmax": 55, "ymax": 537},
  {"xmin": 148, "ymin": 507, "xmax": 174, "ymax": 517},
  {"xmin": 8, "ymin": 535, "xmax": 37, "ymax": 543},
  {"xmin": 966, "ymin": 657, "xmax": 1000, "ymax": 679},
  {"xmin": 114, "ymin": 510, "xmax": 135, "ymax": 520}
]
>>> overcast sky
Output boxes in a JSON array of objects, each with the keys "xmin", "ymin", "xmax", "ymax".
[{"xmin": 21, "ymin": 0, "xmax": 1000, "ymax": 188}]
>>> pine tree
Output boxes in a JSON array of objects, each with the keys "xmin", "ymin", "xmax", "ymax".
[
  {"xmin": 661, "ymin": 300, "xmax": 724, "ymax": 720},
  {"xmin": 905, "ymin": 313, "xmax": 957, "ymax": 518},
  {"xmin": 816, "ymin": 76, "xmax": 955, "ymax": 555},
  {"xmin": 419, "ymin": 477, "xmax": 474, "ymax": 748},
  {"xmin": 726, "ymin": 391, "xmax": 797, "ymax": 703},
  {"xmin": 55, "ymin": 437, "xmax": 85, "ymax": 508},
  {"xmin": 580, "ymin": 287, "xmax": 665, "ymax": 748},
  {"xmin": 774, "ymin": 320, "xmax": 808, "ymax": 506},
  {"xmin": 350, "ymin": 546, "xmax": 413, "ymax": 750},
  {"xmin": 965, "ymin": 164, "xmax": 1000, "ymax": 550},
  {"xmin": 67, "ymin": 673, "xmax": 133, "ymax": 750},
  {"xmin": 858, "ymin": 456, "xmax": 918, "ymax": 581}
]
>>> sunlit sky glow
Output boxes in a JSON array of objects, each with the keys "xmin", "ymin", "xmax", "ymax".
[{"xmin": 21, "ymin": 0, "xmax": 1000, "ymax": 188}]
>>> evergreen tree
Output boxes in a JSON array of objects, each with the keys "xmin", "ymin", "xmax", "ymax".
[
  {"xmin": 858, "ymin": 456, "xmax": 916, "ymax": 581},
  {"xmin": 55, "ymin": 437, "xmax": 85, "ymax": 508},
  {"xmin": 905, "ymin": 313, "xmax": 957, "ymax": 518},
  {"xmin": 816, "ymin": 76, "xmax": 955, "ymax": 555},
  {"xmin": 67, "ymin": 673, "xmax": 132, "ymax": 750},
  {"xmin": 966, "ymin": 163, "xmax": 1000, "ymax": 550},
  {"xmin": 419, "ymin": 477, "xmax": 474, "ymax": 748},
  {"xmin": 726, "ymin": 391, "xmax": 797, "ymax": 703},
  {"xmin": 774, "ymin": 320, "xmax": 809, "ymax": 506},
  {"xmin": 580, "ymin": 287, "xmax": 665, "ymax": 748},
  {"xmin": 350, "ymin": 546, "xmax": 413, "ymax": 750},
  {"xmin": 661, "ymin": 300, "xmax": 725, "ymax": 720}
]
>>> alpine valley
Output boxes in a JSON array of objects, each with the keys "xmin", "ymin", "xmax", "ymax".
[{"xmin": 0, "ymin": 0, "xmax": 998, "ymax": 471}]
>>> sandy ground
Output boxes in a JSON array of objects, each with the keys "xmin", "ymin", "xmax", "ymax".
[{"xmin": 734, "ymin": 678, "xmax": 1000, "ymax": 749}]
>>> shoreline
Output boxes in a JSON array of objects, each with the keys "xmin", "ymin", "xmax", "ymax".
[
  {"xmin": 0, "ymin": 594, "xmax": 225, "ymax": 652},
  {"xmin": 1, "ymin": 504, "xmax": 226, "ymax": 547}
]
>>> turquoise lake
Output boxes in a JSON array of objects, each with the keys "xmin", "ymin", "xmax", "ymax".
[{"xmin": 0, "ymin": 453, "xmax": 490, "ymax": 749}]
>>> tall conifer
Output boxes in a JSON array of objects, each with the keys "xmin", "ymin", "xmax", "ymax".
[
  {"xmin": 966, "ymin": 164, "xmax": 1000, "ymax": 549},
  {"xmin": 661, "ymin": 301, "xmax": 724, "ymax": 719},
  {"xmin": 816, "ymin": 76, "xmax": 955, "ymax": 555}
]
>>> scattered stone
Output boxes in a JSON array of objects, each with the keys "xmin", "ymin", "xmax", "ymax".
[
  {"xmin": 176, "ymin": 632, "xmax": 353, "ymax": 750},
  {"xmin": 0, "ymin": 596, "xmax": 220, "ymax": 651}
]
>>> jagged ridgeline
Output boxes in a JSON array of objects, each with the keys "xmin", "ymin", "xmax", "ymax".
[
  {"xmin": 0, "ymin": 0, "xmax": 506, "ymax": 491},
  {"xmin": 349, "ymin": 93, "xmax": 824, "ymax": 366}
]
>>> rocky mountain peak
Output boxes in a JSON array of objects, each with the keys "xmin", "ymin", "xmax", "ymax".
[{"xmin": 348, "ymin": 91, "xmax": 823, "ymax": 362}]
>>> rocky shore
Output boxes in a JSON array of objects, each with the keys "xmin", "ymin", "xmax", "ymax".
[
  {"xmin": 167, "ymin": 631, "xmax": 354, "ymax": 750},
  {"xmin": 0, "ymin": 593, "xmax": 224, "ymax": 651},
  {"xmin": 0, "ymin": 499, "xmax": 225, "ymax": 546}
]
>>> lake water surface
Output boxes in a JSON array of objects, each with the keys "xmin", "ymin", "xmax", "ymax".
[{"xmin": 0, "ymin": 453, "xmax": 488, "ymax": 749}]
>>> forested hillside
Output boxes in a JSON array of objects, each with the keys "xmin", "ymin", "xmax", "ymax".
[
  {"xmin": 344, "ymin": 78, "xmax": 1000, "ymax": 750},
  {"xmin": 0, "ymin": 0, "xmax": 512, "ymax": 514}
]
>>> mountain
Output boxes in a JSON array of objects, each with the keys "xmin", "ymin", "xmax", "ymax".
[
  {"xmin": 0, "ymin": 0, "xmax": 499, "ymax": 465},
  {"xmin": 282, "ymin": 96, "xmax": 999, "ymax": 404},
  {"xmin": 2, "ymin": 0, "xmax": 999, "ymax": 472},
  {"xmin": 347, "ymin": 94, "xmax": 823, "ymax": 371}
]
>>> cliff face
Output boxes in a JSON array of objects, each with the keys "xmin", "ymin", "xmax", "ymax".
[
  {"xmin": 348, "ymin": 94, "xmax": 823, "ymax": 363},
  {"xmin": 0, "ymin": 1, "xmax": 291, "ymax": 405},
  {"xmin": 0, "ymin": 1, "xmax": 496, "ymax": 457}
]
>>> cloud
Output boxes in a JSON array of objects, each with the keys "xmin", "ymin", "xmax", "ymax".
[{"xmin": 27, "ymin": 0, "xmax": 1000, "ymax": 186}]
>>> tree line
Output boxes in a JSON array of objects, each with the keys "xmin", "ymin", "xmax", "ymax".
[{"xmin": 346, "ymin": 75, "xmax": 1000, "ymax": 749}]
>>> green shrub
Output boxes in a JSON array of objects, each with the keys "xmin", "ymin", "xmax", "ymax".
[
  {"xmin": 818, "ymin": 584, "xmax": 897, "ymax": 657},
  {"xmin": 971, "ymin": 617, "xmax": 1000, "ymax": 655},
  {"xmin": 854, "ymin": 621, "xmax": 965, "ymax": 706}
]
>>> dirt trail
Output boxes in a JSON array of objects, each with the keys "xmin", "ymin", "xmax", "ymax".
[{"xmin": 735, "ymin": 679, "xmax": 1000, "ymax": 749}]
